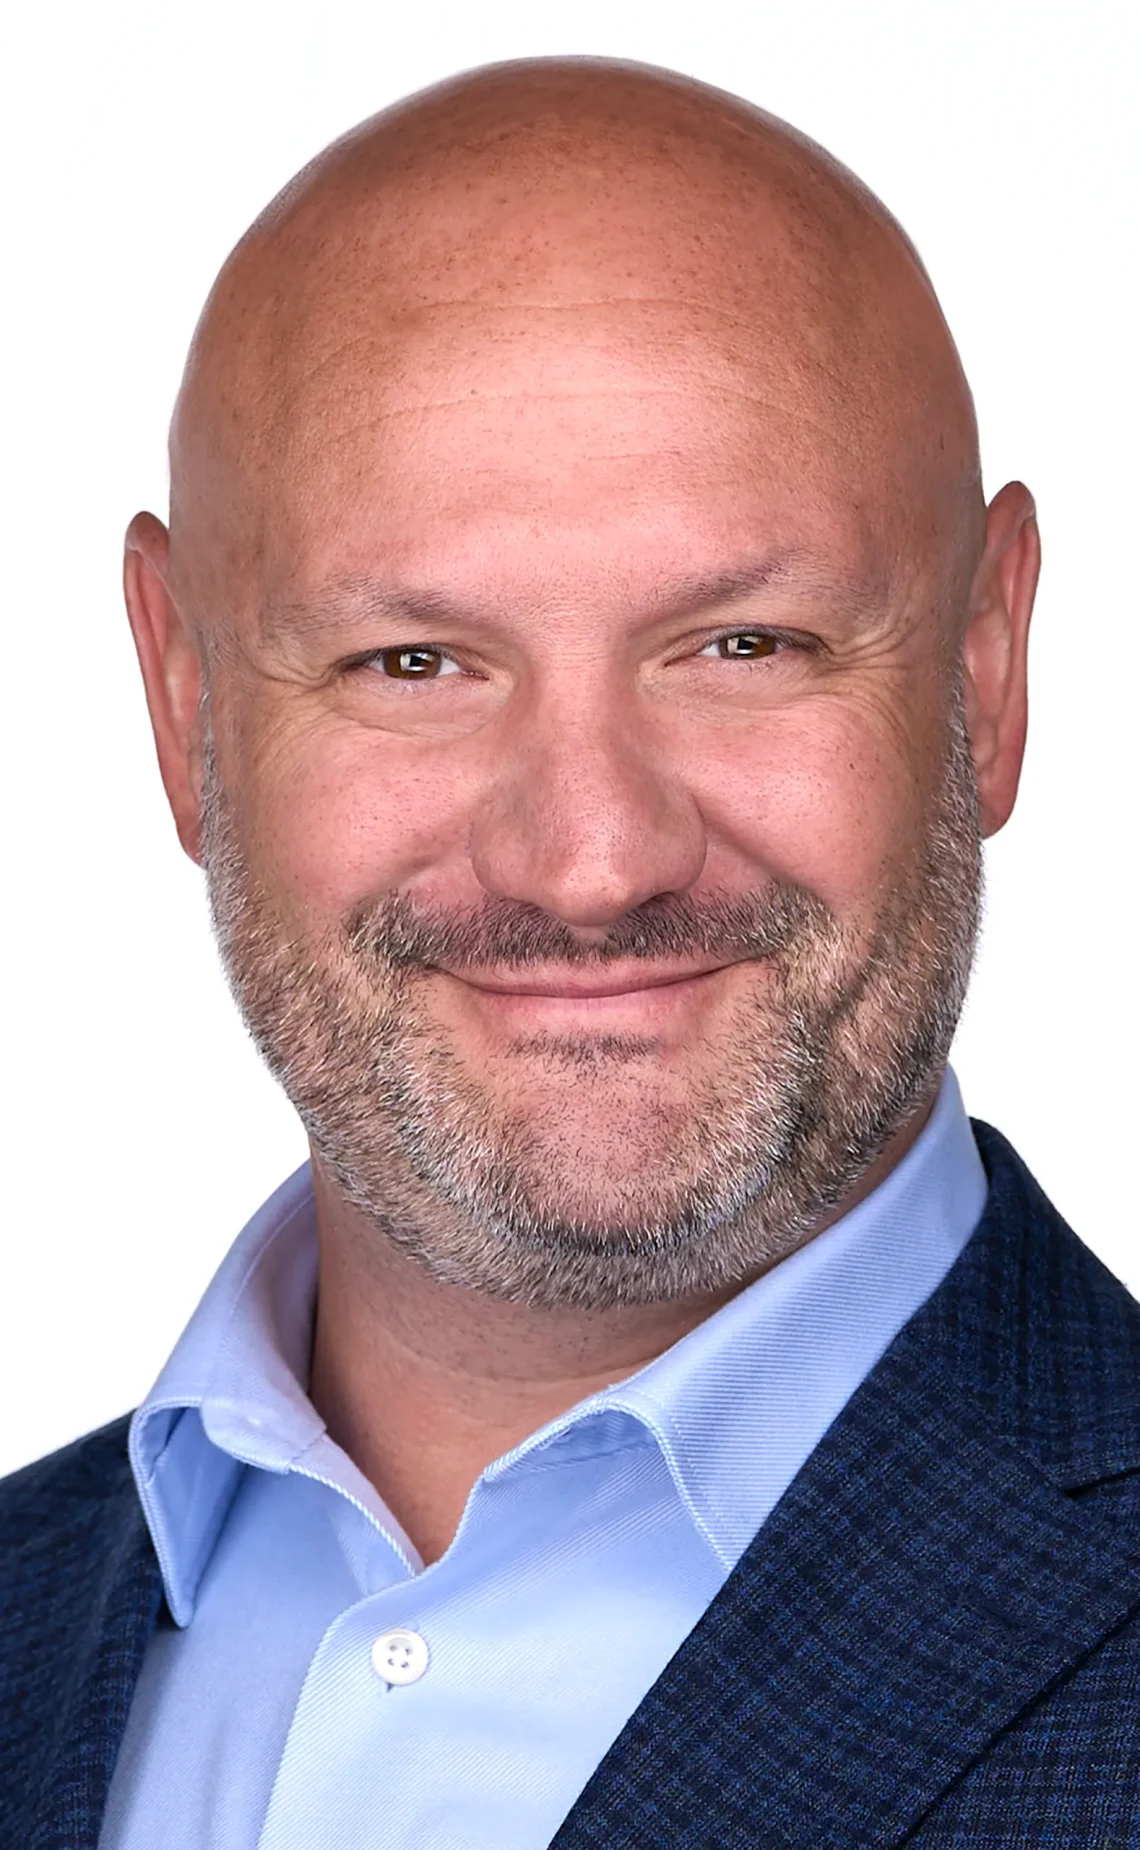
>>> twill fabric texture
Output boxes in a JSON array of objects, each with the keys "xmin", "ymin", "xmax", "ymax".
[{"xmin": 0, "ymin": 1122, "xmax": 1138, "ymax": 1848}]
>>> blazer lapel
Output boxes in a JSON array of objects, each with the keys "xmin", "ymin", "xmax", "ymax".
[
  {"xmin": 551, "ymin": 1127, "xmax": 1140, "ymax": 1850},
  {"xmin": 0, "ymin": 1418, "xmax": 164, "ymax": 1850}
]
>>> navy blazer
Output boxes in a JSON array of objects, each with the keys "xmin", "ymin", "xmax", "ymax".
[{"xmin": 4, "ymin": 1122, "xmax": 1140, "ymax": 1849}]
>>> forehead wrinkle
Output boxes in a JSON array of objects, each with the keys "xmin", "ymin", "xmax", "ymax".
[
  {"xmin": 255, "ymin": 282, "xmax": 903, "ymax": 447},
  {"xmin": 182, "ymin": 79, "xmax": 965, "ymax": 444},
  {"xmin": 170, "ymin": 58, "xmax": 983, "ymax": 653}
]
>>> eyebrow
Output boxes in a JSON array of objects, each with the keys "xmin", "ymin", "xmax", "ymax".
[{"xmin": 259, "ymin": 550, "xmax": 870, "ymax": 646}]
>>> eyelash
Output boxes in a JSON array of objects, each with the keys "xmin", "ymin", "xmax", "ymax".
[
  {"xmin": 352, "ymin": 629, "xmax": 803, "ymax": 684},
  {"xmin": 360, "ymin": 645, "xmax": 465, "ymax": 682},
  {"xmin": 696, "ymin": 630, "xmax": 797, "ymax": 661}
]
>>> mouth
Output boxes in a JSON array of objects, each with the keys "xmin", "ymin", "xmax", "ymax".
[{"xmin": 439, "ymin": 960, "xmax": 736, "ymax": 1003}]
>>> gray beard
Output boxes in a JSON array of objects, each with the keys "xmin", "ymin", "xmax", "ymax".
[{"xmin": 199, "ymin": 682, "xmax": 982, "ymax": 1311}]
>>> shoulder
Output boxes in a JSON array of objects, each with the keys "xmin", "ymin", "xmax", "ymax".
[
  {"xmin": 0, "ymin": 1413, "xmax": 136, "ymax": 1565},
  {"xmin": 0, "ymin": 1416, "xmax": 161, "ymax": 1841},
  {"xmin": 968, "ymin": 1121, "xmax": 1140, "ymax": 1376},
  {"xmin": 972, "ymin": 1119, "xmax": 1139, "ymax": 1318},
  {"xmin": 952, "ymin": 1121, "xmax": 1140, "ymax": 1501}
]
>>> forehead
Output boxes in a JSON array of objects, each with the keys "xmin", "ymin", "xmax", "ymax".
[{"xmin": 245, "ymin": 294, "xmax": 903, "ymax": 616}]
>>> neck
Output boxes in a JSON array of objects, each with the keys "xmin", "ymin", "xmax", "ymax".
[{"xmin": 306, "ymin": 1085, "xmax": 938, "ymax": 1564}]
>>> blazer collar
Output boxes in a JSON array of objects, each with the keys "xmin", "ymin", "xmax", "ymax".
[{"xmin": 551, "ymin": 1121, "xmax": 1140, "ymax": 1850}]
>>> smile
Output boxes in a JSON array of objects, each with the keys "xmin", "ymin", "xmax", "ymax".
[{"xmin": 438, "ymin": 962, "xmax": 737, "ymax": 1019}]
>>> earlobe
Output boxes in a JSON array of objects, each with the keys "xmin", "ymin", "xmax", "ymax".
[
  {"xmin": 962, "ymin": 481, "xmax": 1041, "ymax": 839},
  {"xmin": 123, "ymin": 513, "xmax": 207, "ymax": 863}
]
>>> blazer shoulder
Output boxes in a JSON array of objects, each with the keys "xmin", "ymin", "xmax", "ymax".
[
  {"xmin": 0, "ymin": 1414, "xmax": 162, "ymax": 1849},
  {"xmin": 0, "ymin": 1413, "xmax": 135, "ymax": 1555},
  {"xmin": 959, "ymin": 1121, "xmax": 1140, "ymax": 1491}
]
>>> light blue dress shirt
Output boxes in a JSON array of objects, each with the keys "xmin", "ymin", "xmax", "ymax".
[{"xmin": 100, "ymin": 1068, "xmax": 986, "ymax": 1850}]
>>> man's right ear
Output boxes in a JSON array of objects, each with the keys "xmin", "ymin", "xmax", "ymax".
[{"xmin": 123, "ymin": 512, "xmax": 206, "ymax": 864}]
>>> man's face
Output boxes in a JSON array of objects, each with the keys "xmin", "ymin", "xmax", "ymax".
[{"xmin": 193, "ymin": 287, "xmax": 982, "ymax": 1309}]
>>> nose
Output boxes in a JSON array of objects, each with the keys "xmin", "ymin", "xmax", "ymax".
[{"xmin": 468, "ymin": 682, "xmax": 707, "ymax": 928}]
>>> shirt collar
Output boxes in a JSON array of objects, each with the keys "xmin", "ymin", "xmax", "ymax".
[
  {"xmin": 590, "ymin": 1064, "xmax": 986, "ymax": 1564},
  {"xmin": 130, "ymin": 1067, "xmax": 985, "ymax": 1622},
  {"xmin": 129, "ymin": 1170, "xmax": 323, "ymax": 1621}
]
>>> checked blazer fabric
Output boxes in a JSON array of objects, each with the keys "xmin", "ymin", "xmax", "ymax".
[{"xmin": 3, "ymin": 1121, "xmax": 1140, "ymax": 1849}]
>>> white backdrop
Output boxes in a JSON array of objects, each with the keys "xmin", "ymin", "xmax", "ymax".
[{"xmin": 2, "ymin": 0, "xmax": 1136, "ymax": 1479}]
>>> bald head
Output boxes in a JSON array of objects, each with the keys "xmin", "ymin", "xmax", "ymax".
[
  {"xmin": 169, "ymin": 57, "xmax": 982, "ymax": 644},
  {"xmin": 125, "ymin": 57, "xmax": 1040, "ymax": 1302}
]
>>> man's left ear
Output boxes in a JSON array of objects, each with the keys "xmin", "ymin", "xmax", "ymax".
[{"xmin": 962, "ymin": 479, "xmax": 1041, "ymax": 838}]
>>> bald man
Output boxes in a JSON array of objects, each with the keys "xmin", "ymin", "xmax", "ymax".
[{"xmin": 3, "ymin": 55, "xmax": 1138, "ymax": 1850}]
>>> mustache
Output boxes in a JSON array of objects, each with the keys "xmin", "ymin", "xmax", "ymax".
[{"xmin": 347, "ymin": 885, "xmax": 837, "ymax": 972}]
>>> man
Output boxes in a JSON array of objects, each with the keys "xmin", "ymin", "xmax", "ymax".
[{"xmin": 2, "ymin": 51, "xmax": 1136, "ymax": 1849}]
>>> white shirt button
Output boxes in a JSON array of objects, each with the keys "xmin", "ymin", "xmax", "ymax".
[{"xmin": 371, "ymin": 1628, "xmax": 430, "ymax": 1686}]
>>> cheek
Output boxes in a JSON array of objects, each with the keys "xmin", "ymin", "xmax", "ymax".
[
  {"xmin": 237, "ymin": 723, "xmax": 477, "ymax": 925},
  {"xmin": 696, "ymin": 704, "xmax": 927, "ymax": 911},
  {"xmin": 226, "ymin": 686, "xmax": 933, "ymax": 931}
]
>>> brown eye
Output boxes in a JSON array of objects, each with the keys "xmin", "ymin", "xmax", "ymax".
[
  {"xmin": 717, "ymin": 633, "xmax": 778, "ymax": 659},
  {"xmin": 377, "ymin": 646, "xmax": 447, "ymax": 679}
]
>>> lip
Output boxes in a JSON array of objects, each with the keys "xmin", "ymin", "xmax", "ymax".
[{"xmin": 442, "ymin": 961, "xmax": 733, "ymax": 1001}]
